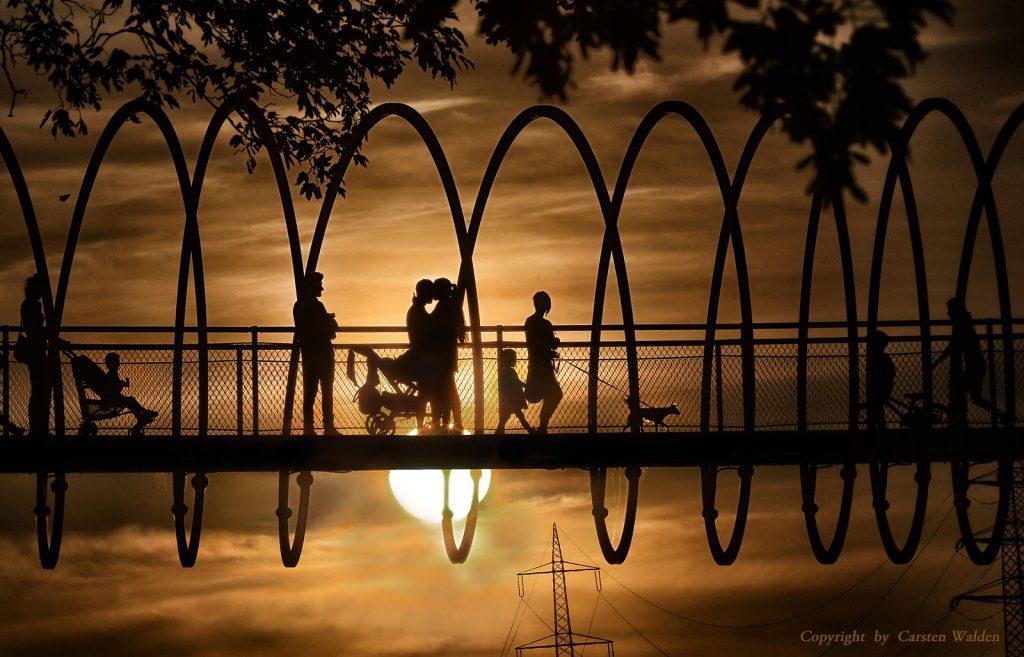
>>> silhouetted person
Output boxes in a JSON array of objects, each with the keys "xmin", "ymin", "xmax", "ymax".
[
  {"xmin": 394, "ymin": 278, "xmax": 436, "ymax": 388},
  {"xmin": 19, "ymin": 273, "xmax": 51, "ymax": 436},
  {"xmin": 496, "ymin": 348, "xmax": 533, "ymax": 435},
  {"xmin": 98, "ymin": 352, "xmax": 158, "ymax": 430},
  {"xmin": 865, "ymin": 329, "xmax": 896, "ymax": 429},
  {"xmin": 293, "ymin": 272, "xmax": 339, "ymax": 435},
  {"xmin": 935, "ymin": 297, "xmax": 1005, "ymax": 427},
  {"xmin": 429, "ymin": 277, "xmax": 465, "ymax": 431},
  {"xmin": 524, "ymin": 291, "xmax": 562, "ymax": 433}
]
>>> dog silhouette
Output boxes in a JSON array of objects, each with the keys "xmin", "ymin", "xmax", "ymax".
[{"xmin": 622, "ymin": 398, "xmax": 680, "ymax": 432}]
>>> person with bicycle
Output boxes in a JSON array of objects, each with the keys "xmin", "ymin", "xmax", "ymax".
[
  {"xmin": 865, "ymin": 329, "xmax": 896, "ymax": 429},
  {"xmin": 934, "ymin": 297, "xmax": 1006, "ymax": 428}
]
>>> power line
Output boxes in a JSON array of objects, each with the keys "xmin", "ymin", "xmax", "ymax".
[
  {"xmin": 600, "ymin": 592, "xmax": 671, "ymax": 656},
  {"xmin": 500, "ymin": 532, "xmax": 550, "ymax": 656},
  {"xmin": 817, "ymin": 504, "xmax": 956, "ymax": 656},
  {"xmin": 881, "ymin": 549, "xmax": 959, "ymax": 657},
  {"xmin": 559, "ymin": 495, "xmax": 953, "ymax": 631}
]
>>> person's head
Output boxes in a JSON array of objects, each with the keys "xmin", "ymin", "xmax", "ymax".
[
  {"xmin": 302, "ymin": 272, "xmax": 325, "ymax": 299},
  {"xmin": 499, "ymin": 348, "xmax": 517, "ymax": 369},
  {"xmin": 868, "ymin": 329, "xmax": 889, "ymax": 350},
  {"xmin": 414, "ymin": 278, "xmax": 435, "ymax": 304},
  {"xmin": 533, "ymin": 291, "xmax": 552, "ymax": 316},
  {"xmin": 104, "ymin": 352, "xmax": 120, "ymax": 371},
  {"xmin": 946, "ymin": 296, "xmax": 968, "ymax": 320},
  {"xmin": 24, "ymin": 273, "xmax": 46, "ymax": 300},
  {"xmin": 433, "ymin": 277, "xmax": 454, "ymax": 302}
]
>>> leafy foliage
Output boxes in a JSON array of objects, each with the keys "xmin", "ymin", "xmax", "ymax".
[{"xmin": 0, "ymin": 0, "xmax": 952, "ymax": 200}]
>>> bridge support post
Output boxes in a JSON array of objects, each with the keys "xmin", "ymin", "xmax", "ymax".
[
  {"xmin": 2, "ymin": 326, "xmax": 8, "ymax": 436},
  {"xmin": 235, "ymin": 346, "xmax": 243, "ymax": 436},
  {"xmin": 250, "ymin": 328, "xmax": 259, "ymax": 436}
]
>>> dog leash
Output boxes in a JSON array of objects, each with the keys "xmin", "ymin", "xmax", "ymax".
[{"xmin": 558, "ymin": 358, "xmax": 652, "ymax": 408}]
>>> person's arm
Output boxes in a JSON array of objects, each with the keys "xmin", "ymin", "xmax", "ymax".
[{"xmin": 933, "ymin": 344, "xmax": 951, "ymax": 367}]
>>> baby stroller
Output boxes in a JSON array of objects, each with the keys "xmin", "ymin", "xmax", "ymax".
[
  {"xmin": 65, "ymin": 349, "xmax": 156, "ymax": 436},
  {"xmin": 346, "ymin": 348, "xmax": 427, "ymax": 436}
]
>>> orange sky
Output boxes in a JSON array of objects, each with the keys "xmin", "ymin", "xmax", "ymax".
[{"xmin": 0, "ymin": 1, "xmax": 1022, "ymax": 656}]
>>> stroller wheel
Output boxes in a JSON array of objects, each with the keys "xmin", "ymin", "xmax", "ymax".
[{"xmin": 79, "ymin": 421, "xmax": 98, "ymax": 437}]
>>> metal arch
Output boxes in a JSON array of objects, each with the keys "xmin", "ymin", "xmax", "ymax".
[
  {"xmin": 869, "ymin": 461, "xmax": 931, "ymax": 564},
  {"xmin": 951, "ymin": 459, "xmax": 1011, "ymax": 565},
  {"xmin": 51, "ymin": 100, "xmax": 205, "ymax": 437},
  {"xmin": 588, "ymin": 466, "xmax": 642, "ymax": 564},
  {"xmin": 462, "ymin": 105, "xmax": 638, "ymax": 433},
  {"xmin": 0, "ymin": 125, "xmax": 60, "ymax": 436},
  {"xmin": 795, "ymin": 186, "xmax": 859, "ymax": 563},
  {"xmin": 699, "ymin": 110, "xmax": 778, "ymax": 434},
  {"xmin": 277, "ymin": 470, "xmax": 313, "ymax": 567},
  {"xmin": 441, "ymin": 469, "xmax": 482, "ymax": 564},
  {"xmin": 300, "ymin": 103, "xmax": 481, "ymax": 433},
  {"xmin": 953, "ymin": 100, "xmax": 1023, "ymax": 430},
  {"xmin": 866, "ymin": 102, "xmax": 936, "ymax": 565},
  {"xmin": 799, "ymin": 464, "xmax": 857, "ymax": 564},
  {"xmin": 187, "ymin": 95, "xmax": 307, "ymax": 436},
  {"xmin": 699, "ymin": 464, "xmax": 754, "ymax": 565},
  {"xmin": 34, "ymin": 472, "xmax": 66, "ymax": 569},
  {"xmin": 171, "ymin": 471, "xmax": 208, "ymax": 567}
]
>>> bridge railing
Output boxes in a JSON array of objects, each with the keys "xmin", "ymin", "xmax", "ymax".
[{"xmin": 1, "ymin": 320, "xmax": 1020, "ymax": 436}]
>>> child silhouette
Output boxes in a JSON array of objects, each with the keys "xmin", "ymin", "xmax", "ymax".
[{"xmin": 496, "ymin": 348, "xmax": 533, "ymax": 435}]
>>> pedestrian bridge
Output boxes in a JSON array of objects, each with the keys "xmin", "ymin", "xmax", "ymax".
[
  {"xmin": 0, "ymin": 94, "xmax": 1021, "ymax": 572},
  {"xmin": 2, "ymin": 319, "xmax": 1022, "ymax": 574}
]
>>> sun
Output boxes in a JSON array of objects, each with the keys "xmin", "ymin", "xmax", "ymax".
[{"xmin": 389, "ymin": 469, "xmax": 492, "ymax": 523}]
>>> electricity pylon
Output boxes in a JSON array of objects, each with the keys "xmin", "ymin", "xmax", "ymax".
[
  {"xmin": 952, "ymin": 463, "xmax": 1024, "ymax": 657},
  {"xmin": 516, "ymin": 524, "xmax": 614, "ymax": 657}
]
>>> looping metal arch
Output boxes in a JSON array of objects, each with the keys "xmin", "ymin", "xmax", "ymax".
[
  {"xmin": 589, "ymin": 466, "xmax": 642, "ymax": 564},
  {"xmin": 34, "ymin": 472, "xmax": 66, "ymax": 569},
  {"xmin": 277, "ymin": 470, "xmax": 313, "ymax": 567},
  {"xmin": 171, "ymin": 471, "xmax": 208, "ymax": 567},
  {"xmin": 951, "ymin": 459, "xmax": 1011, "ymax": 565},
  {"xmin": 300, "ymin": 103, "xmax": 481, "ymax": 433},
  {"xmin": 799, "ymin": 464, "xmax": 857, "ymax": 564},
  {"xmin": 700, "ymin": 464, "xmax": 754, "ymax": 565},
  {"xmin": 795, "ymin": 184, "xmax": 859, "ymax": 564},
  {"xmin": 869, "ymin": 461, "xmax": 930, "ymax": 564},
  {"xmin": 440, "ymin": 469, "xmax": 482, "ymax": 564}
]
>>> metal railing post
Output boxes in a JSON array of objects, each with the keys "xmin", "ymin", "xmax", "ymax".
[
  {"xmin": 2, "ymin": 326, "xmax": 8, "ymax": 436},
  {"xmin": 986, "ymin": 319, "xmax": 997, "ymax": 428},
  {"xmin": 236, "ymin": 346, "xmax": 244, "ymax": 436},
  {"xmin": 251, "ymin": 328, "xmax": 259, "ymax": 436},
  {"xmin": 715, "ymin": 342, "xmax": 724, "ymax": 431}
]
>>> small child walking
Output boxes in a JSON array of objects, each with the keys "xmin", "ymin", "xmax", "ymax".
[{"xmin": 496, "ymin": 349, "xmax": 533, "ymax": 434}]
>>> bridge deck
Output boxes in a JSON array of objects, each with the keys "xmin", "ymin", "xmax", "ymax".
[{"xmin": 2, "ymin": 428, "xmax": 1021, "ymax": 473}]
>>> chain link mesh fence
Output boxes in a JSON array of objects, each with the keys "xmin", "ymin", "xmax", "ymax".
[{"xmin": 1, "ymin": 328, "xmax": 1020, "ymax": 436}]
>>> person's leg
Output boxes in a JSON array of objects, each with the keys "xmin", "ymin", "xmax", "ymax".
[
  {"xmin": 513, "ymin": 409, "xmax": 533, "ymax": 432},
  {"xmin": 538, "ymin": 379, "xmax": 563, "ymax": 433},
  {"xmin": 301, "ymin": 357, "xmax": 318, "ymax": 435},
  {"xmin": 448, "ymin": 376, "xmax": 462, "ymax": 429},
  {"xmin": 495, "ymin": 410, "xmax": 510, "ymax": 435},
  {"xmin": 320, "ymin": 357, "xmax": 336, "ymax": 434}
]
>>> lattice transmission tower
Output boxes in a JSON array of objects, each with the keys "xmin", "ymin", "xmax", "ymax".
[
  {"xmin": 516, "ymin": 524, "xmax": 614, "ymax": 657},
  {"xmin": 953, "ymin": 463, "xmax": 1024, "ymax": 657}
]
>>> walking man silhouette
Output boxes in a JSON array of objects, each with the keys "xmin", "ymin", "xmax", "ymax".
[
  {"xmin": 934, "ymin": 297, "xmax": 1005, "ymax": 428},
  {"xmin": 524, "ymin": 291, "xmax": 562, "ymax": 433},
  {"xmin": 294, "ymin": 272, "xmax": 339, "ymax": 435}
]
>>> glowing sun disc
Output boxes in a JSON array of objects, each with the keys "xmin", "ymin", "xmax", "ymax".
[{"xmin": 389, "ymin": 469, "xmax": 492, "ymax": 523}]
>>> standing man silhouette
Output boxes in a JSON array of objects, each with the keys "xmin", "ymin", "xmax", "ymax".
[
  {"xmin": 524, "ymin": 291, "xmax": 562, "ymax": 433},
  {"xmin": 293, "ymin": 272, "xmax": 339, "ymax": 435},
  {"xmin": 430, "ymin": 277, "xmax": 465, "ymax": 431},
  {"xmin": 20, "ymin": 273, "xmax": 51, "ymax": 436}
]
